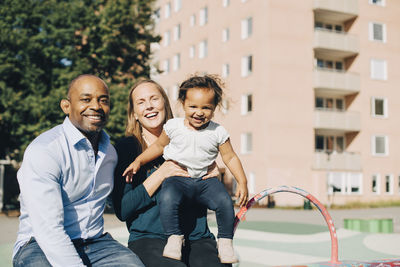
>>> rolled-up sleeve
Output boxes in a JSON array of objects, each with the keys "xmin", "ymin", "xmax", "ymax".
[{"xmin": 18, "ymin": 146, "xmax": 84, "ymax": 267}]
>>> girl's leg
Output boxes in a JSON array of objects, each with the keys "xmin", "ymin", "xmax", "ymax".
[
  {"xmin": 158, "ymin": 176, "xmax": 194, "ymax": 260},
  {"xmin": 196, "ymin": 178, "xmax": 235, "ymax": 239},
  {"xmin": 158, "ymin": 177, "xmax": 187, "ymax": 235}
]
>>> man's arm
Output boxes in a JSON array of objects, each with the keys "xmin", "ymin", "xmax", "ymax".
[
  {"xmin": 122, "ymin": 130, "xmax": 170, "ymax": 180},
  {"xmin": 18, "ymin": 146, "xmax": 84, "ymax": 266},
  {"xmin": 219, "ymin": 138, "xmax": 249, "ymax": 207}
]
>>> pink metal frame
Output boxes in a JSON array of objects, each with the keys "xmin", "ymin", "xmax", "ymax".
[{"xmin": 233, "ymin": 185, "xmax": 339, "ymax": 264}]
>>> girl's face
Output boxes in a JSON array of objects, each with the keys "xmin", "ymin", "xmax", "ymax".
[
  {"xmin": 183, "ymin": 87, "xmax": 216, "ymax": 130},
  {"xmin": 132, "ymin": 83, "xmax": 166, "ymax": 133}
]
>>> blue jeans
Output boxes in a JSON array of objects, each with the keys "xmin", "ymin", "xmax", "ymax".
[
  {"xmin": 13, "ymin": 233, "xmax": 144, "ymax": 267},
  {"xmin": 158, "ymin": 177, "xmax": 234, "ymax": 239}
]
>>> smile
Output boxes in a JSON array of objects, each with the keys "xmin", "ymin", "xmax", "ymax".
[
  {"xmin": 86, "ymin": 115, "xmax": 103, "ymax": 122},
  {"xmin": 145, "ymin": 112, "xmax": 158, "ymax": 119}
]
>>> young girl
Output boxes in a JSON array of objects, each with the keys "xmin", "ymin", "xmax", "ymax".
[{"xmin": 123, "ymin": 75, "xmax": 248, "ymax": 264}]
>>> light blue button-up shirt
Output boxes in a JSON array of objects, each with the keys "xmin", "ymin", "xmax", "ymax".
[{"xmin": 13, "ymin": 117, "xmax": 117, "ymax": 267}]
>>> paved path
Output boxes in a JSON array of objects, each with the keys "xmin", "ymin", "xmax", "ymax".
[{"xmin": 1, "ymin": 208, "xmax": 400, "ymax": 266}]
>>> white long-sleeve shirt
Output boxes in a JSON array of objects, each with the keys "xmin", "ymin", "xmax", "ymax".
[{"xmin": 13, "ymin": 117, "xmax": 117, "ymax": 267}]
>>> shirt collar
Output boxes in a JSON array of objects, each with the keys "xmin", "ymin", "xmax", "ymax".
[{"xmin": 62, "ymin": 117, "xmax": 110, "ymax": 152}]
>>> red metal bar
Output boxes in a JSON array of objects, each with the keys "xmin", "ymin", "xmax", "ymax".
[{"xmin": 233, "ymin": 186, "xmax": 340, "ymax": 264}]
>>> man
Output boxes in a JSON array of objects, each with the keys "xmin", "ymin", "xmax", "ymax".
[{"xmin": 13, "ymin": 75, "xmax": 144, "ymax": 267}]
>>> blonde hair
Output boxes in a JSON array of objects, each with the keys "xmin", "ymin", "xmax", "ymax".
[{"xmin": 125, "ymin": 79, "xmax": 173, "ymax": 150}]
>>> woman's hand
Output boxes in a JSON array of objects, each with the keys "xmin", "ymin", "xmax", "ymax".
[
  {"xmin": 156, "ymin": 160, "xmax": 189, "ymax": 180},
  {"xmin": 202, "ymin": 162, "xmax": 220, "ymax": 180},
  {"xmin": 235, "ymin": 183, "xmax": 249, "ymax": 207},
  {"xmin": 143, "ymin": 160, "xmax": 189, "ymax": 197}
]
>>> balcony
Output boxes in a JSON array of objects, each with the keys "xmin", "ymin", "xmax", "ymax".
[
  {"xmin": 314, "ymin": 109, "xmax": 360, "ymax": 132},
  {"xmin": 314, "ymin": 29, "xmax": 359, "ymax": 58},
  {"xmin": 313, "ymin": 68, "xmax": 360, "ymax": 95},
  {"xmin": 314, "ymin": 0, "xmax": 358, "ymax": 22},
  {"xmin": 313, "ymin": 151, "xmax": 361, "ymax": 171}
]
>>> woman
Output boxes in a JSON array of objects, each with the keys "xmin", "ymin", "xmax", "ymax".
[{"xmin": 112, "ymin": 80, "xmax": 231, "ymax": 267}]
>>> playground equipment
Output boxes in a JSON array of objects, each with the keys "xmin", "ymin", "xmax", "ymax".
[{"xmin": 233, "ymin": 185, "xmax": 400, "ymax": 266}]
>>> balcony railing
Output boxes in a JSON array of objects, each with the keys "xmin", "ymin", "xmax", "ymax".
[
  {"xmin": 314, "ymin": 28, "xmax": 359, "ymax": 58},
  {"xmin": 313, "ymin": 151, "xmax": 361, "ymax": 171},
  {"xmin": 314, "ymin": 109, "xmax": 360, "ymax": 132},
  {"xmin": 314, "ymin": 0, "xmax": 358, "ymax": 22},
  {"xmin": 313, "ymin": 68, "xmax": 360, "ymax": 95}
]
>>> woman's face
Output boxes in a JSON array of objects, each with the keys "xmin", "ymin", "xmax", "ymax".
[{"xmin": 132, "ymin": 83, "xmax": 166, "ymax": 133}]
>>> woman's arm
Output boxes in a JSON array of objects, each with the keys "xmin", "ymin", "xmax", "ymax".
[
  {"xmin": 219, "ymin": 138, "xmax": 249, "ymax": 207},
  {"xmin": 112, "ymin": 137, "xmax": 189, "ymax": 221},
  {"xmin": 143, "ymin": 160, "xmax": 188, "ymax": 197}
]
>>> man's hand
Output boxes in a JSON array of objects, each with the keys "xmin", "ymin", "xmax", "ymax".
[
  {"xmin": 122, "ymin": 160, "xmax": 141, "ymax": 183},
  {"xmin": 235, "ymin": 183, "xmax": 248, "ymax": 207}
]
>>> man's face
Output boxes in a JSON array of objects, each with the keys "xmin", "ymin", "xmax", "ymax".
[{"xmin": 61, "ymin": 76, "xmax": 110, "ymax": 137}]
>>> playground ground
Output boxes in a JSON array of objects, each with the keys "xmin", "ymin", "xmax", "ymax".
[{"xmin": 1, "ymin": 207, "xmax": 400, "ymax": 266}]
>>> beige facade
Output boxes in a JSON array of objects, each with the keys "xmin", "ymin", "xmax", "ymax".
[{"xmin": 151, "ymin": 0, "xmax": 400, "ymax": 206}]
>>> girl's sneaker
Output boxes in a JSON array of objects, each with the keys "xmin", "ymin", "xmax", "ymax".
[
  {"xmin": 163, "ymin": 235, "xmax": 184, "ymax": 260},
  {"xmin": 217, "ymin": 238, "xmax": 239, "ymax": 263}
]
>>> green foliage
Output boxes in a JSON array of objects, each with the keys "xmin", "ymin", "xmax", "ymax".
[{"xmin": 0, "ymin": 0, "xmax": 160, "ymax": 159}]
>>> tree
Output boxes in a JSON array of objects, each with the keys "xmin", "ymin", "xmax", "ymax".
[{"xmin": 0, "ymin": 0, "xmax": 160, "ymax": 160}]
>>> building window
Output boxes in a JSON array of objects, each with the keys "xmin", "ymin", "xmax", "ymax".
[
  {"xmin": 248, "ymin": 172, "xmax": 256, "ymax": 194},
  {"xmin": 315, "ymin": 97, "xmax": 345, "ymax": 111},
  {"xmin": 173, "ymin": 24, "xmax": 181, "ymax": 41},
  {"xmin": 241, "ymin": 17, "xmax": 253, "ymax": 39},
  {"xmin": 199, "ymin": 7, "xmax": 208, "ymax": 26},
  {"xmin": 198, "ymin": 40, "xmax": 208, "ymax": 59},
  {"xmin": 222, "ymin": 63, "xmax": 230, "ymax": 78},
  {"xmin": 189, "ymin": 45, "xmax": 195, "ymax": 59},
  {"xmin": 163, "ymin": 59, "xmax": 170, "ymax": 74},
  {"xmin": 241, "ymin": 55, "xmax": 253, "ymax": 77},
  {"xmin": 315, "ymin": 22, "xmax": 344, "ymax": 33},
  {"xmin": 370, "ymin": 59, "xmax": 387, "ymax": 80},
  {"xmin": 241, "ymin": 94, "xmax": 252, "ymax": 115},
  {"xmin": 315, "ymin": 135, "xmax": 345, "ymax": 153},
  {"xmin": 223, "ymin": 0, "xmax": 230, "ymax": 7},
  {"xmin": 372, "ymin": 174, "xmax": 380, "ymax": 194},
  {"xmin": 171, "ymin": 84, "xmax": 179, "ymax": 100},
  {"xmin": 327, "ymin": 172, "xmax": 362, "ymax": 195},
  {"xmin": 174, "ymin": 0, "xmax": 182, "ymax": 12},
  {"xmin": 190, "ymin": 14, "xmax": 196, "ymax": 26},
  {"xmin": 241, "ymin": 132, "xmax": 252, "ymax": 154},
  {"xmin": 369, "ymin": 0, "xmax": 385, "ymax": 6},
  {"xmin": 221, "ymin": 99, "xmax": 229, "ymax": 114},
  {"xmin": 173, "ymin": 53, "xmax": 180, "ymax": 71},
  {"xmin": 222, "ymin": 28, "xmax": 230, "ymax": 42},
  {"xmin": 315, "ymin": 58, "xmax": 344, "ymax": 71},
  {"xmin": 385, "ymin": 175, "xmax": 393, "ymax": 194},
  {"xmin": 372, "ymin": 135, "xmax": 388, "ymax": 156},
  {"xmin": 369, "ymin": 22, "xmax": 386, "ymax": 42},
  {"xmin": 164, "ymin": 2, "xmax": 171, "ymax": 19},
  {"xmin": 153, "ymin": 8, "xmax": 161, "ymax": 24},
  {"xmin": 398, "ymin": 175, "xmax": 400, "ymax": 194},
  {"xmin": 163, "ymin": 30, "xmax": 171, "ymax": 47},
  {"xmin": 371, "ymin": 97, "xmax": 387, "ymax": 118}
]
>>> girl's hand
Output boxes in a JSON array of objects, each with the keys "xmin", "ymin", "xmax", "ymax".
[
  {"xmin": 157, "ymin": 160, "xmax": 189, "ymax": 179},
  {"xmin": 202, "ymin": 162, "xmax": 220, "ymax": 180},
  {"xmin": 123, "ymin": 160, "xmax": 141, "ymax": 183},
  {"xmin": 235, "ymin": 183, "xmax": 249, "ymax": 207}
]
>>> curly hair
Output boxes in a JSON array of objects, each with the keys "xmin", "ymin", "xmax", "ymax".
[{"xmin": 178, "ymin": 74, "xmax": 224, "ymax": 107}]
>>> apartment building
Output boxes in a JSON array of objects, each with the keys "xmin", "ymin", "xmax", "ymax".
[{"xmin": 151, "ymin": 0, "xmax": 400, "ymax": 206}]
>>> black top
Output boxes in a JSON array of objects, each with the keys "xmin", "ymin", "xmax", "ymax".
[{"xmin": 112, "ymin": 136, "xmax": 214, "ymax": 243}]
